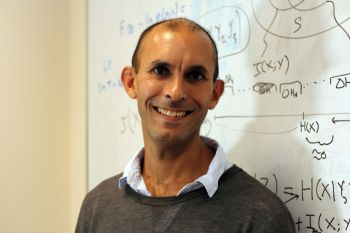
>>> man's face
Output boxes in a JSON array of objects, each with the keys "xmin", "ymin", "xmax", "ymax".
[{"xmin": 123, "ymin": 25, "xmax": 223, "ymax": 145}]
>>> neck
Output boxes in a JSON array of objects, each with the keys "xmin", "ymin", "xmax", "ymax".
[{"xmin": 142, "ymin": 136, "xmax": 213, "ymax": 197}]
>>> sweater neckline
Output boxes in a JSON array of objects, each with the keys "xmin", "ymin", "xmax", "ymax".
[{"xmin": 124, "ymin": 165, "xmax": 241, "ymax": 206}]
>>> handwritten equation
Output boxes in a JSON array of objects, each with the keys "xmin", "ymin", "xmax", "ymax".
[
  {"xmin": 221, "ymin": 71, "xmax": 350, "ymax": 99},
  {"xmin": 255, "ymin": 173, "xmax": 350, "ymax": 232},
  {"xmin": 330, "ymin": 73, "xmax": 350, "ymax": 89},
  {"xmin": 255, "ymin": 173, "xmax": 350, "ymax": 204},
  {"xmin": 295, "ymin": 213, "xmax": 350, "ymax": 233},
  {"xmin": 120, "ymin": 108, "xmax": 140, "ymax": 134},
  {"xmin": 197, "ymin": 6, "xmax": 250, "ymax": 58},
  {"xmin": 253, "ymin": 54, "xmax": 289, "ymax": 77},
  {"xmin": 119, "ymin": 2, "xmax": 187, "ymax": 36}
]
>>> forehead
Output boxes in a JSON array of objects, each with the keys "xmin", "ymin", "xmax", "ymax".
[{"xmin": 138, "ymin": 24, "xmax": 216, "ymax": 69}]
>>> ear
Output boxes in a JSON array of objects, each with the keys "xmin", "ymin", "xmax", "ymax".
[
  {"xmin": 209, "ymin": 79, "xmax": 224, "ymax": 110},
  {"xmin": 121, "ymin": 66, "xmax": 137, "ymax": 99}
]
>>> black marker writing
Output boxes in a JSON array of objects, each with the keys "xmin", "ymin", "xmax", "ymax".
[{"xmin": 306, "ymin": 135, "xmax": 334, "ymax": 146}]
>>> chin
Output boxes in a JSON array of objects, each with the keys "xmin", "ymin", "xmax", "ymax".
[
  {"xmin": 154, "ymin": 133, "xmax": 183, "ymax": 143},
  {"xmin": 151, "ymin": 130, "xmax": 197, "ymax": 146}
]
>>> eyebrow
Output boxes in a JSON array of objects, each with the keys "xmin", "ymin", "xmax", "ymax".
[
  {"xmin": 186, "ymin": 65, "xmax": 208, "ymax": 75},
  {"xmin": 149, "ymin": 60, "xmax": 171, "ymax": 68}
]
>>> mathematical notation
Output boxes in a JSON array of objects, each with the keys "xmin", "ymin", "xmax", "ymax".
[
  {"xmin": 97, "ymin": 79, "xmax": 122, "ymax": 93},
  {"xmin": 299, "ymin": 119, "xmax": 334, "ymax": 161},
  {"xmin": 120, "ymin": 109, "xmax": 141, "ymax": 134},
  {"xmin": 254, "ymin": 173, "xmax": 350, "ymax": 205},
  {"xmin": 119, "ymin": 2, "xmax": 187, "ymax": 36},
  {"xmin": 197, "ymin": 6, "xmax": 250, "ymax": 58},
  {"xmin": 330, "ymin": 73, "xmax": 350, "ymax": 89},
  {"xmin": 295, "ymin": 213, "xmax": 350, "ymax": 232},
  {"xmin": 253, "ymin": 55, "xmax": 289, "ymax": 77}
]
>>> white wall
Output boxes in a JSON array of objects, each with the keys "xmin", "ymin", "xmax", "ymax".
[
  {"xmin": 70, "ymin": 0, "xmax": 87, "ymax": 231},
  {"xmin": 0, "ymin": 0, "xmax": 87, "ymax": 232}
]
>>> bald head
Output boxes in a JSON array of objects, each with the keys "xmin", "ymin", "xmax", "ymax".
[{"xmin": 131, "ymin": 18, "xmax": 219, "ymax": 81}]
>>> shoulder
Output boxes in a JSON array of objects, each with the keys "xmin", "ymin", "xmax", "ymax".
[
  {"xmin": 214, "ymin": 165, "xmax": 296, "ymax": 232},
  {"xmin": 217, "ymin": 165, "xmax": 282, "ymax": 203},
  {"xmin": 218, "ymin": 166, "xmax": 280, "ymax": 203},
  {"xmin": 75, "ymin": 174, "xmax": 123, "ymax": 232},
  {"xmin": 81, "ymin": 173, "xmax": 123, "ymax": 209}
]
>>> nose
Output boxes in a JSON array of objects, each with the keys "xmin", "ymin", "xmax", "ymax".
[{"xmin": 165, "ymin": 74, "xmax": 187, "ymax": 101}]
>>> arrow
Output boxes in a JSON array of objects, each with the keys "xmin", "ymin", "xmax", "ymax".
[
  {"xmin": 332, "ymin": 117, "xmax": 350, "ymax": 124},
  {"xmin": 283, "ymin": 188, "xmax": 299, "ymax": 204},
  {"xmin": 213, "ymin": 112, "xmax": 350, "ymax": 120}
]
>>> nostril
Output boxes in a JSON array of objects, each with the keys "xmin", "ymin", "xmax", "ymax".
[
  {"xmin": 167, "ymin": 88, "xmax": 187, "ymax": 100},
  {"xmin": 165, "ymin": 92, "xmax": 186, "ymax": 101}
]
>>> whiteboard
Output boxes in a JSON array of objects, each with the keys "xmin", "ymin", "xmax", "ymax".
[{"xmin": 88, "ymin": 1, "xmax": 350, "ymax": 232}]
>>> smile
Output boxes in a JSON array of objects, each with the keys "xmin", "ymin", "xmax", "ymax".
[{"xmin": 155, "ymin": 107, "xmax": 189, "ymax": 118}]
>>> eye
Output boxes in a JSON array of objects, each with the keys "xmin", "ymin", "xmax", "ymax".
[
  {"xmin": 153, "ymin": 65, "xmax": 170, "ymax": 77},
  {"xmin": 186, "ymin": 71, "xmax": 205, "ymax": 81}
]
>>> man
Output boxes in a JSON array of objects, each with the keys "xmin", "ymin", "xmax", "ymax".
[{"xmin": 76, "ymin": 18, "xmax": 296, "ymax": 232}]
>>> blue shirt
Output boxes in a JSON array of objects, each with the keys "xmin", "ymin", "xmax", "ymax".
[{"xmin": 119, "ymin": 137, "xmax": 232, "ymax": 197}]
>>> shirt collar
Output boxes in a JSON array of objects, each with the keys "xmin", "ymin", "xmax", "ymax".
[{"xmin": 119, "ymin": 137, "xmax": 232, "ymax": 197}]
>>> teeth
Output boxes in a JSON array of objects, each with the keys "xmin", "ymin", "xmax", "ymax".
[{"xmin": 157, "ymin": 107, "xmax": 186, "ymax": 118}]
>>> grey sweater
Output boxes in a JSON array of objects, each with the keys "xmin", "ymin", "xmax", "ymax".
[{"xmin": 76, "ymin": 165, "xmax": 296, "ymax": 233}]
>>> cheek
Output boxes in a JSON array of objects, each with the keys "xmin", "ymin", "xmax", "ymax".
[
  {"xmin": 135, "ymin": 79, "xmax": 160, "ymax": 105},
  {"xmin": 197, "ymin": 86, "xmax": 215, "ymax": 107},
  {"xmin": 191, "ymin": 93, "xmax": 212, "ymax": 112}
]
